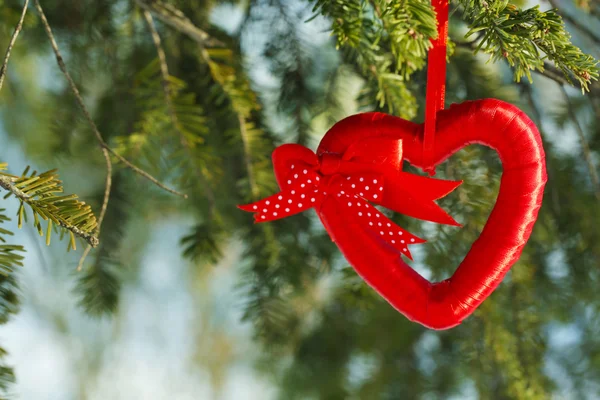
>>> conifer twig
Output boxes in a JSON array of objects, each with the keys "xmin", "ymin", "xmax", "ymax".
[
  {"xmin": 141, "ymin": 10, "xmax": 216, "ymax": 211},
  {"xmin": 138, "ymin": 1, "xmax": 261, "ymax": 199},
  {"xmin": 455, "ymin": 40, "xmax": 572, "ymax": 86},
  {"xmin": 0, "ymin": 174, "xmax": 100, "ymax": 247},
  {"xmin": 0, "ymin": 0, "xmax": 29, "ymax": 92},
  {"xmin": 33, "ymin": 0, "xmax": 186, "ymax": 199},
  {"xmin": 238, "ymin": 114, "xmax": 258, "ymax": 197},
  {"xmin": 559, "ymin": 85, "xmax": 600, "ymax": 201},
  {"xmin": 0, "ymin": 176, "xmax": 28, "ymax": 200},
  {"xmin": 546, "ymin": 0, "xmax": 600, "ymax": 47}
]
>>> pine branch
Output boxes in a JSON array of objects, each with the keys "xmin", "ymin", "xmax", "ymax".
[
  {"xmin": 455, "ymin": 0, "xmax": 599, "ymax": 91},
  {"xmin": 311, "ymin": 0, "xmax": 433, "ymax": 118},
  {"xmin": 141, "ymin": 10, "xmax": 216, "ymax": 211},
  {"xmin": 199, "ymin": 47, "xmax": 269, "ymax": 199},
  {"xmin": 33, "ymin": 0, "xmax": 186, "ymax": 199},
  {"xmin": 238, "ymin": 114, "xmax": 258, "ymax": 197},
  {"xmin": 0, "ymin": 0, "xmax": 29, "ymax": 93},
  {"xmin": 134, "ymin": 0, "xmax": 223, "ymax": 47},
  {"xmin": 134, "ymin": 0, "xmax": 266, "ymax": 199},
  {"xmin": 559, "ymin": 85, "xmax": 600, "ymax": 200},
  {"xmin": 75, "ymin": 186, "xmax": 123, "ymax": 315},
  {"xmin": 455, "ymin": 40, "xmax": 571, "ymax": 86},
  {"xmin": 0, "ymin": 164, "xmax": 99, "ymax": 248},
  {"xmin": 180, "ymin": 221, "xmax": 223, "ymax": 264},
  {"xmin": 269, "ymin": 0, "xmax": 314, "ymax": 145},
  {"xmin": 0, "ymin": 209, "xmax": 20, "ymax": 394},
  {"xmin": 76, "ymin": 173, "xmax": 128, "ymax": 315},
  {"xmin": 0, "ymin": 209, "xmax": 25, "ymax": 276},
  {"xmin": 546, "ymin": 0, "xmax": 600, "ymax": 47}
]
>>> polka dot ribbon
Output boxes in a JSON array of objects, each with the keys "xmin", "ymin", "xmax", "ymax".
[
  {"xmin": 239, "ymin": 139, "xmax": 461, "ymax": 261},
  {"xmin": 241, "ymin": 170, "xmax": 429, "ymax": 260}
]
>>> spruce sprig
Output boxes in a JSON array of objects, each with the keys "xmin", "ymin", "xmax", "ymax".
[
  {"xmin": 0, "ymin": 208, "xmax": 25, "ymax": 276},
  {"xmin": 0, "ymin": 163, "xmax": 98, "ymax": 250},
  {"xmin": 458, "ymin": 1, "xmax": 598, "ymax": 91},
  {"xmin": 312, "ymin": 0, "xmax": 437, "ymax": 118}
]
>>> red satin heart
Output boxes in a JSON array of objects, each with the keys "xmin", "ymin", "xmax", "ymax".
[{"xmin": 277, "ymin": 99, "xmax": 547, "ymax": 330}]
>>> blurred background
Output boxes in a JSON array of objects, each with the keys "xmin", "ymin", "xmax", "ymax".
[{"xmin": 0, "ymin": 0, "xmax": 599, "ymax": 399}]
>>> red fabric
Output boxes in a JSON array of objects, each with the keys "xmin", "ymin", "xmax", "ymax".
[
  {"xmin": 423, "ymin": 0, "xmax": 449, "ymax": 173},
  {"xmin": 240, "ymin": 99, "xmax": 547, "ymax": 330},
  {"xmin": 239, "ymin": 138, "xmax": 459, "ymax": 260}
]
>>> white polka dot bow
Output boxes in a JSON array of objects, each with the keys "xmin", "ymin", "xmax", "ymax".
[{"xmin": 239, "ymin": 161, "xmax": 425, "ymax": 260}]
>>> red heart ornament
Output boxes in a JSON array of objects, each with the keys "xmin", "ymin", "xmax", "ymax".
[{"xmin": 241, "ymin": 98, "xmax": 547, "ymax": 330}]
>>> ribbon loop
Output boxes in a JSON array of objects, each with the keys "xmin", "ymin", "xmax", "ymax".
[{"xmin": 319, "ymin": 154, "xmax": 341, "ymax": 175}]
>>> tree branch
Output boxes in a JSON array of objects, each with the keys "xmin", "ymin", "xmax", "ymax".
[
  {"xmin": 0, "ymin": 0, "xmax": 29, "ymax": 93},
  {"xmin": 546, "ymin": 0, "xmax": 600, "ymax": 47},
  {"xmin": 77, "ymin": 149, "xmax": 111, "ymax": 270},
  {"xmin": 0, "ymin": 174, "xmax": 100, "ymax": 247},
  {"xmin": 33, "ymin": 0, "xmax": 186, "ymax": 199},
  {"xmin": 0, "ymin": 175, "xmax": 29, "ymax": 201},
  {"xmin": 134, "ymin": 0, "xmax": 223, "ymax": 47},
  {"xmin": 238, "ymin": 114, "xmax": 258, "ymax": 197},
  {"xmin": 455, "ymin": 41, "xmax": 572, "ymax": 86},
  {"xmin": 137, "ymin": 0, "xmax": 262, "ymax": 201},
  {"xmin": 559, "ymin": 85, "xmax": 600, "ymax": 201},
  {"xmin": 141, "ymin": 10, "xmax": 216, "ymax": 211}
]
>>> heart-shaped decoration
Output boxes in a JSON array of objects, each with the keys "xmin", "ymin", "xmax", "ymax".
[{"xmin": 241, "ymin": 98, "xmax": 547, "ymax": 330}]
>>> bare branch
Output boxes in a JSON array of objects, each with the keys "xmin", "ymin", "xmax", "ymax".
[
  {"xmin": 33, "ymin": 0, "xmax": 187, "ymax": 199},
  {"xmin": 77, "ymin": 149, "xmax": 112, "ymax": 271},
  {"xmin": 142, "ymin": 10, "xmax": 216, "ymax": 211},
  {"xmin": 0, "ymin": 0, "xmax": 29, "ymax": 92},
  {"xmin": 135, "ymin": 0, "xmax": 223, "ymax": 47},
  {"xmin": 559, "ymin": 85, "xmax": 600, "ymax": 201},
  {"xmin": 97, "ymin": 150, "xmax": 113, "ymax": 233}
]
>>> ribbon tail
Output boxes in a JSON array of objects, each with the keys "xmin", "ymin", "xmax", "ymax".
[
  {"xmin": 238, "ymin": 194, "xmax": 316, "ymax": 223},
  {"xmin": 380, "ymin": 172, "xmax": 462, "ymax": 226},
  {"xmin": 339, "ymin": 195, "xmax": 425, "ymax": 260},
  {"xmin": 398, "ymin": 172, "xmax": 462, "ymax": 200},
  {"xmin": 239, "ymin": 169, "xmax": 324, "ymax": 223}
]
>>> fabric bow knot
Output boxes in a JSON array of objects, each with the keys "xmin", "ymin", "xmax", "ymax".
[{"xmin": 239, "ymin": 138, "xmax": 462, "ymax": 260}]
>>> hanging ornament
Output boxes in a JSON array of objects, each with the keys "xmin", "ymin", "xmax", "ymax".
[{"xmin": 239, "ymin": 0, "xmax": 547, "ymax": 329}]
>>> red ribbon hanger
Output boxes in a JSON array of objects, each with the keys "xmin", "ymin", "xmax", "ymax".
[{"xmin": 423, "ymin": 0, "xmax": 449, "ymax": 174}]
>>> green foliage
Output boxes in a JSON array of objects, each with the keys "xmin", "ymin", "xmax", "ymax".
[
  {"xmin": 74, "ymin": 174, "xmax": 129, "ymax": 316},
  {"xmin": 181, "ymin": 221, "xmax": 224, "ymax": 264},
  {"xmin": 311, "ymin": 0, "xmax": 436, "ymax": 118},
  {"xmin": 201, "ymin": 46, "xmax": 273, "ymax": 199},
  {"xmin": 0, "ymin": 209, "xmax": 24, "ymax": 277},
  {"xmin": 0, "ymin": 0, "xmax": 599, "ymax": 398},
  {"xmin": 115, "ymin": 59, "xmax": 213, "ymax": 178},
  {"xmin": 75, "ymin": 256, "xmax": 120, "ymax": 316},
  {"xmin": 456, "ymin": 0, "xmax": 599, "ymax": 90},
  {"xmin": 0, "ymin": 209, "xmax": 21, "ymax": 319},
  {"xmin": 0, "ymin": 347, "xmax": 15, "ymax": 398},
  {"xmin": 0, "ymin": 163, "xmax": 98, "ymax": 250},
  {"xmin": 0, "ymin": 208, "xmax": 21, "ymax": 398}
]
